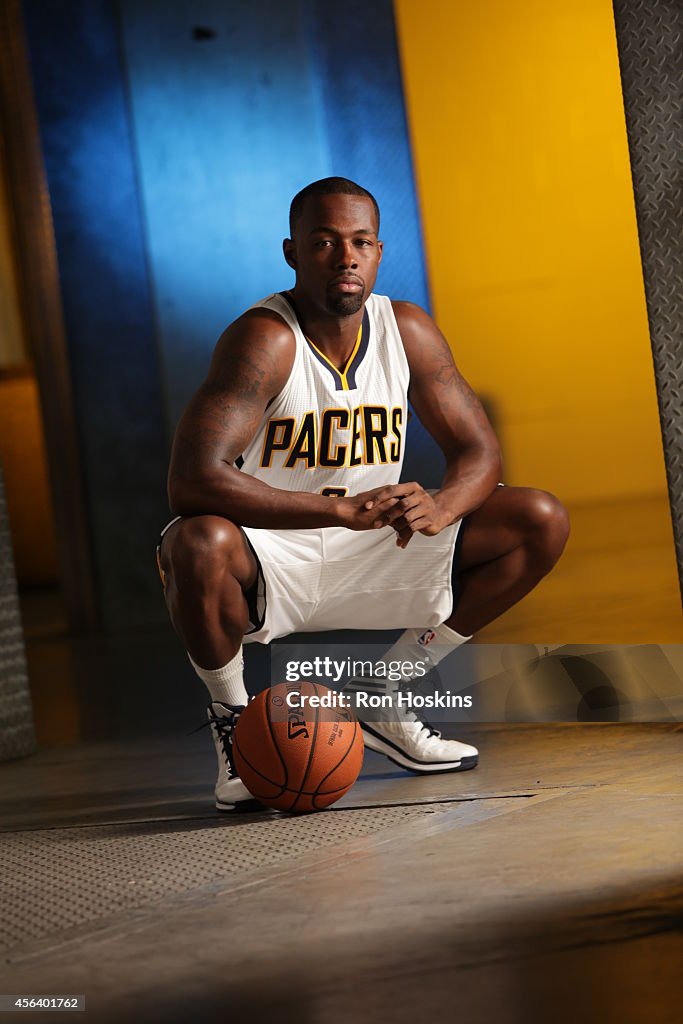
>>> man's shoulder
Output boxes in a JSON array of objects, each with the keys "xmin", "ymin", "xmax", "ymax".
[
  {"xmin": 210, "ymin": 297, "xmax": 297, "ymax": 383},
  {"xmin": 389, "ymin": 298, "xmax": 429, "ymax": 320},
  {"xmin": 247, "ymin": 291, "xmax": 289, "ymax": 316},
  {"xmin": 223, "ymin": 295, "xmax": 295, "ymax": 346},
  {"xmin": 366, "ymin": 293, "xmax": 427, "ymax": 321},
  {"xmin": 387, "ymin": 300, "xmax": 434, "ymax": 341}
]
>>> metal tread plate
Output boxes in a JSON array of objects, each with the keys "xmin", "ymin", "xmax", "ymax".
[
  {"xmin": 613, "ymin": 0, "xmax": 683, "ymax": 596},
  {"xmin": 1, "ymin": 802, "xmax": 454, "ymax": 952}
]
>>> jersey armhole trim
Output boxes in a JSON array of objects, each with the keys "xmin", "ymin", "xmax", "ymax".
[{"xmin": 249, "ymin": 293, "xmax": 302, "ymax": 409}]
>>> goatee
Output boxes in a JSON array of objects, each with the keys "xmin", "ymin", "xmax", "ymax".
[{"xmin": 327, "ymin": 291, "xmax": 365, "ymax": 316}]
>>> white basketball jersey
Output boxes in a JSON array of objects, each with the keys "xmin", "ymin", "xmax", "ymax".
[{"xmin": 238, "ymin": 292, "xmax": 409, "ymax": 498}]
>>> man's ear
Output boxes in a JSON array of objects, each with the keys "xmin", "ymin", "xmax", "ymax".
[
  {"xmin": 283, "ymin": 238, "xmax": 297, "ymax": 270},
  {"xmin": 377, "ymin": 240, "xmax": 384, "ymax": 265}
]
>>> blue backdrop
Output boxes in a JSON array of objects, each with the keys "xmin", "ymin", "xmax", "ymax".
[{"xmin": 23, "ymin": 0, "xmax": 436, "ymax": 630}]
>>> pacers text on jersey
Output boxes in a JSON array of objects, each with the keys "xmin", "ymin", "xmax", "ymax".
[{"xmin": 260, "ymin": 405, "xmax": 403, "ymax": 470}]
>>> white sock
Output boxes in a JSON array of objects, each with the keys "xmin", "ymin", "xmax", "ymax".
[
  {"xmin": 188, "ymin": 647, "xmax": 248, "ymax": 707},
  {"xmin": 344, "ymin": 623, "xmax": 471, "ymax": 722},
  {"xmin": 381, "ymin": 623, "xmax": 472, "ymax": 679},
  {"xmin": 345, "ymin": 623, "xmax": 470, "ymax": 693}
]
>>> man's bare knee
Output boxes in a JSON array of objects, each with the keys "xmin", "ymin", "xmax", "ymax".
[
  {"xmin": 515, "ymin": 488, "xmax": 570, "ymax": 571},
  {"xmin": 161, "ymin": 516, "xmax": 255, "ymax": 590}
]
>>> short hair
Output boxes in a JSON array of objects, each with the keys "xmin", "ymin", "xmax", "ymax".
[{"xmin": 289, "ymin": 177, "xmax": 380, "ymax": 236}]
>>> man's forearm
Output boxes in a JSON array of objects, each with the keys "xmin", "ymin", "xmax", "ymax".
[
  {"xmin": 168, "ymin": 464, "xmax": 343, "ymax": 529},
  {"xmin": 434, "ymin": 446, "xmax": 502, "ymax": 525}
]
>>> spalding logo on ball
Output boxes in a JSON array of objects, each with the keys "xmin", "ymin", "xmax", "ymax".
[{"xmin": 233, "ymin": 681, "xmax": 364, "ymax": 813}]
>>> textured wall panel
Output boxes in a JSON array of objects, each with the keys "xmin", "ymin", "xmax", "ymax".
[
  {"xmin": 612, "ymin": 0, "xmax": 683, "ymax": 599},
  {"xmin": 120, "ymin": 0, "xmax": 431, "ymax": 427},
  {"xmin": 304, "ymin": 0, "xmax": 430, "ymax": 311},
  {"xmin": 0, "ymin": 466, "xmax": 35, "ymax": 761},
  {"xmin": 304, "ymin": 0, "xmax": 441, "ymax": 485},
  {"xmin": 119, "ymin": 0, "xmax": 330, "ymax": 428},
  {"xmin": 23, "ymin": 0, "xmax": 440, "ymax": 630},
  {"xmin": 22, "ymin": 0, "xmax": 171, "ymax": 630}
]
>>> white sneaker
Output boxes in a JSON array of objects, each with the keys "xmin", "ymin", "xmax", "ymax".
[
  {"xmin": 207, "ymin": 701, "xmax": 263, "ymax": 811},
  {"xmin": 360, "ymin": 718, "xmax": 479, "ymax": 774},
  {"xmin": 343, "ymin": 674, "xmax": 479, "ymax": 774}
]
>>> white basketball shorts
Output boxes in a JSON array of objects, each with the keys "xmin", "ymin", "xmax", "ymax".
[{"xmin": 158, "ymin": 518, "xmax": 465, "ymax": 644}]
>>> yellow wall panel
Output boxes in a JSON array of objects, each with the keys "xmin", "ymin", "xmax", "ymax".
[
  {"xmin": 394, "ymin": 0, "xmax": 668, "ymax": 504},
  {"xmin": 0, "ymin": 151, "xmax": 28, "ymax": 368},
  {"xmin": 0, "ymin": 374, "xmax": 59, "ymax": 585}
]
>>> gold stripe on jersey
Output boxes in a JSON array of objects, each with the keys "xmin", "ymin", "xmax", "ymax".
[{"xmin": 305, "ymin": 322, "xmax": 363, "ymax": 392}]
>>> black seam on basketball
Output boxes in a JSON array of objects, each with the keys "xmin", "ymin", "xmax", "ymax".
[
  {"xmin": 233, "ymin": 734, "xmax": 288, "ymax": 797},
  {"xmin": 288, "ymin": 680, "xmax": 321, "ymax": 814},
  {"xmin": 265, "ymin": 688, "xmax": 290, "ymax": 791},
  {"xmin": 314, "ymin": 719, "xmax": 360, "ymax": 792},
  {"xmin": 312, "ymin": 722, "xmax": 362, "ymax": 808},
  {"xmin": 241, "ymin": 782, "xmax": 354, "ymax": 799}
]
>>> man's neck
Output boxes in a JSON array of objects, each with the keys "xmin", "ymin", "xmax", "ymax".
[{"xmin": 287, "ymin": 289, "xmax": 364, "ymax": 369}]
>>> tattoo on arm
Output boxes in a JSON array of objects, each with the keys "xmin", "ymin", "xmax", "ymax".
[
  {"xmin": 394, "ymin": 301, "xmax": 495, "ymax": 452},
  {"xmin": 432, "ymin": 342, "xmax": 482, "ymax": 412},
  {"xmin": 169, "ymin": 323, "xmax": 292, "ymax": 482},
  {"xmin": 421, "ymin": 334, "xmax": 489, "ymax": 433}
]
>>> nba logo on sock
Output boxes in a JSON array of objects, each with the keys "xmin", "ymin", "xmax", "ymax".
[{"xmin": 417, "ymin": 629, "xmax": 437, "ymax": 647}]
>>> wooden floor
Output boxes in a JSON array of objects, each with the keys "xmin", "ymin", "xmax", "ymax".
[
  {"xmin": 476, "ymin": 493, "xmax": 682, "ymax": 643},
  {"xmin": 2, "ymin": 725, "xmax": 682, "ymax": 1023}
]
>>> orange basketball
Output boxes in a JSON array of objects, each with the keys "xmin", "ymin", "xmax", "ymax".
[{"xmin": 233, "ymin": 681, "xmax": 364, "ymax": 813}]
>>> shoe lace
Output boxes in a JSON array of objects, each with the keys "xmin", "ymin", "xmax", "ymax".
[
  {"xmin": 392, "ymin": 703, "xmax": 442, "ymax": 741},
  {"xmin": 211, "ymin": 708, "xmax": 241, "ymax": 764},
  {"xmin": 345, "ymin": 671, "xmax": 443, "ymax": 740},
  {"xmin": 393, "ymin": 679, "xmax": 442, "ymax": 739},
  {"xmin": 191, "ymin": 705, "xmax": 243, "ymax": 777}
]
